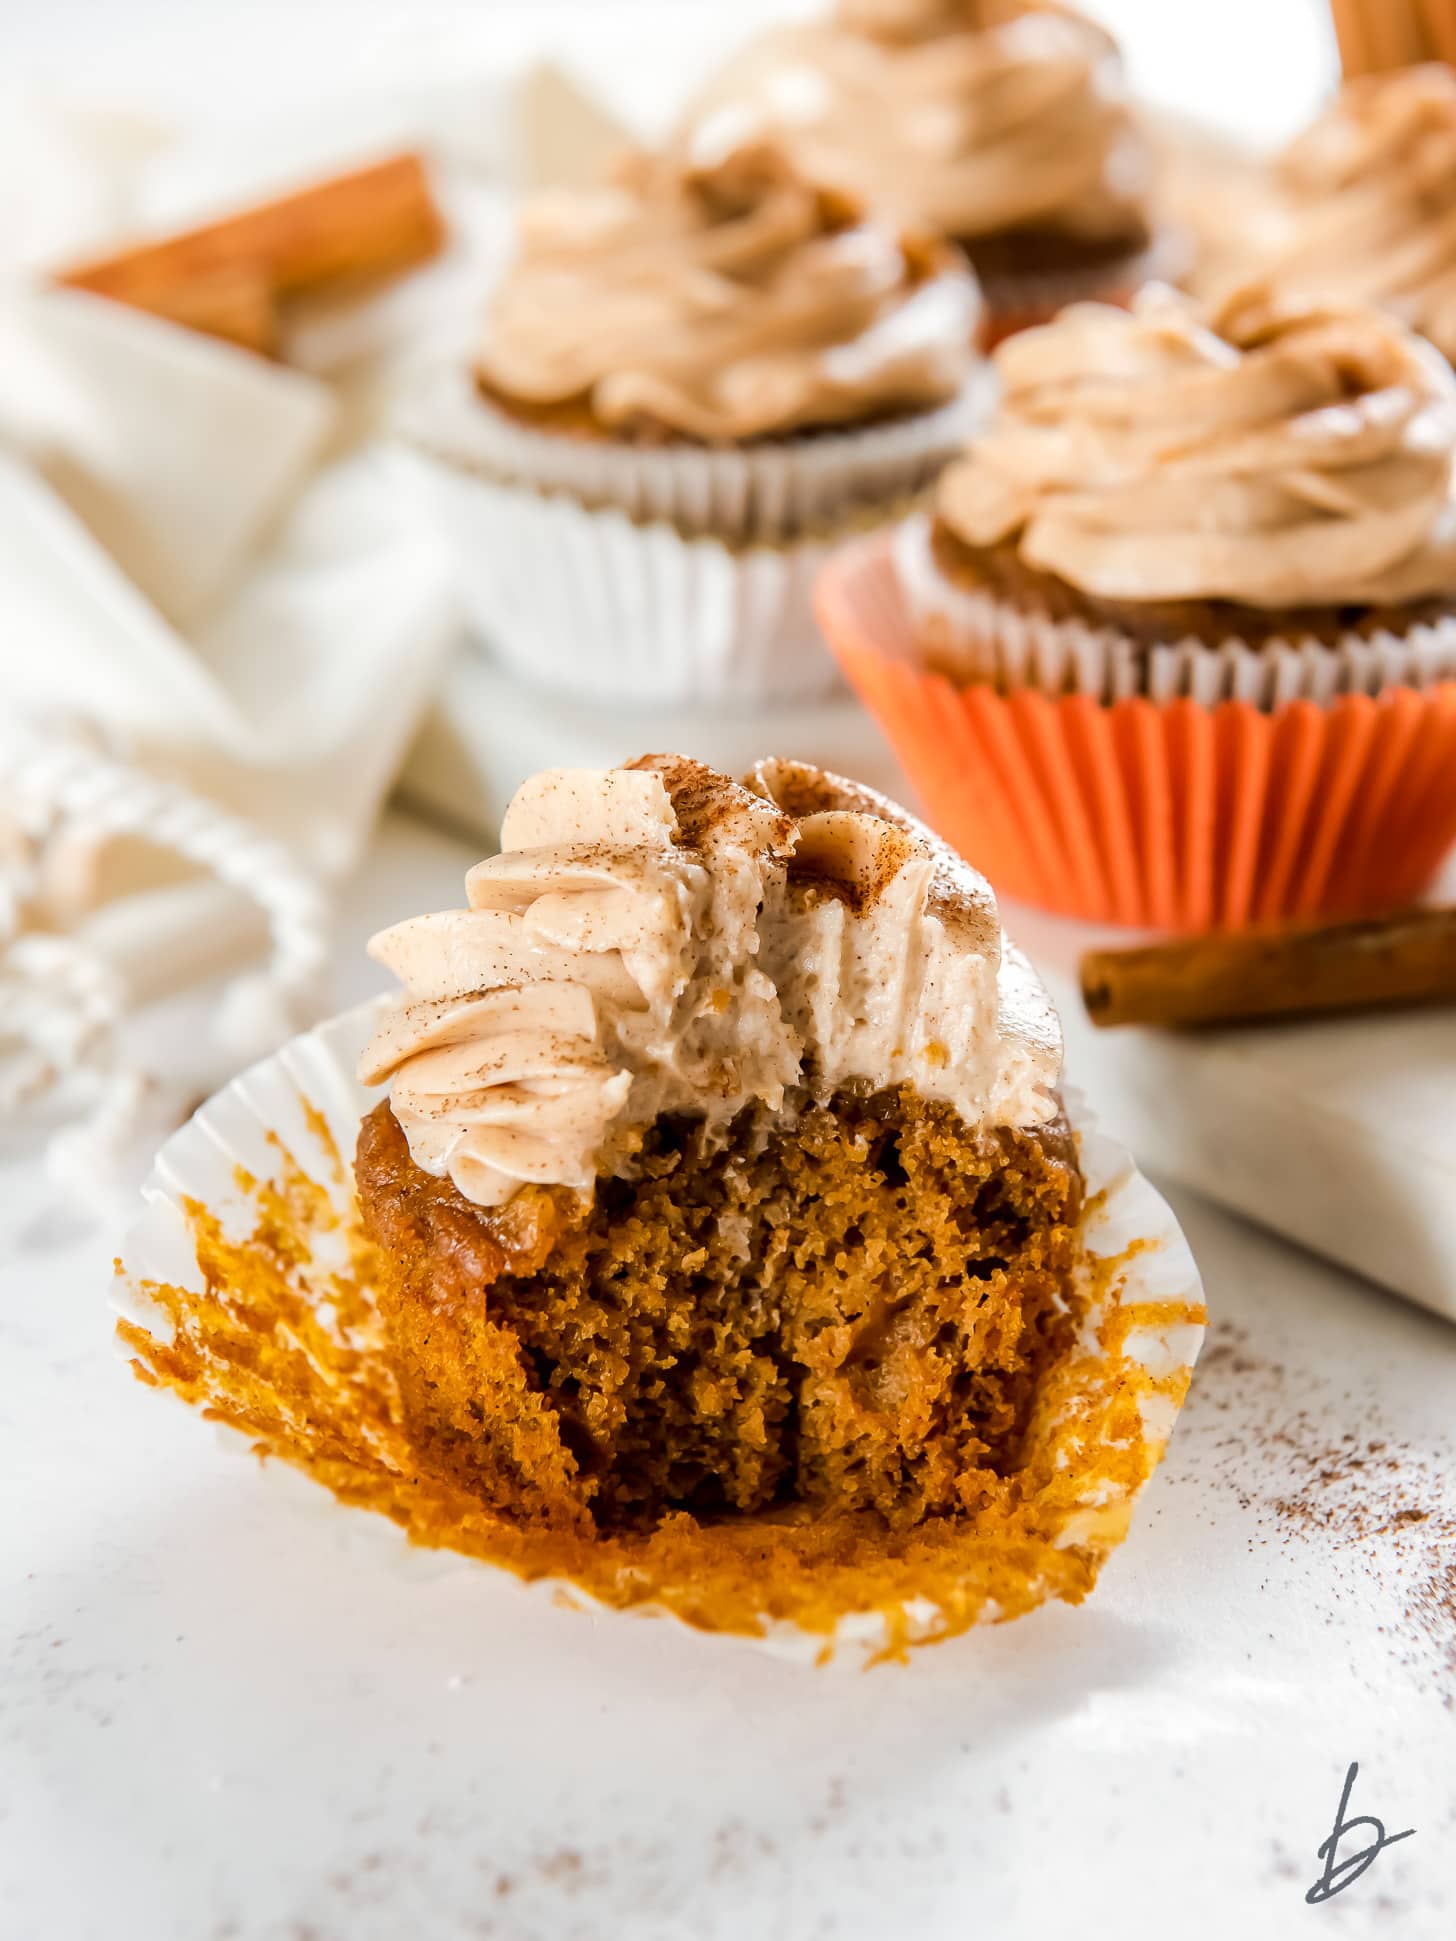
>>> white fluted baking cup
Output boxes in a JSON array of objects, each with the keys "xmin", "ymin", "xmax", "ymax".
[
  {"xmin": 114, "ymin": 999, "xmax": 1205, "ymax": 1666},
  {"xmin": 401, "ymin": 451, "xmax": 855, "ymax": 705},
  {"xmin": 895, "ymin": 514, "xmax": 1456, "ymax": 709},
  {"xmin": 397, "ymin": 362, "xmax": 990, "ymax": 545}
]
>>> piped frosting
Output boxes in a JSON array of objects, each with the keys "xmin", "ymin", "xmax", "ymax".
[
  {"xmin": 933, "ymin": 283, "xmax": 1456, "ymax": 609},
  {"xmin": 476, "ymin": 140, "xmax": 980, "ymax": 443},
  {"xmin": 684, "ymin": 3, "xmax": 1148, "ymax": 247},
  {"xmin": 360, "ymin": 756, "xmax": 1060, "ymax": 1209},
  {"xmin": 1258, "ymin": 66, "xmax": 1456, "ymax": 370}
]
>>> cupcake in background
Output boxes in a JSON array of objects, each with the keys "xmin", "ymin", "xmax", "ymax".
[
  {"xmin": 1226, "ymin": 65, "xmax": 1456, "ymax": 372},
  {"xmin": 681, "ymin": 0, "xmax": 1161, "ymax": 345},
  {"xmin": 817, "ymin": 285, "xmax": 1456, "ymax": 929},
  {"xmin": 1138, "ymin": 110, "xmax": 1290, "ymax": 305},
  {"xmin": 400, "ymin": 139, "xmax": 984, "ymax": 705}
]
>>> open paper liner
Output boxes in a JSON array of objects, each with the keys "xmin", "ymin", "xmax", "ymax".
[
  {"xmin": 114, "ymin": 1002, "xmax": 1204, "ymax": 1667},
  {"xmin": 894, "ymin": 515, "xmax": 1456, "ymax": 706},
  {"xmin": 818, "ymin": 533, "xmax": 1456, "ymax": 929},
  {"xmin": 399, "ymin": 449, "xmax": 853, "ymax": 704},
  {"xmin": 399, "ymin": 362, "xmax": 988, "ymax": 545}
]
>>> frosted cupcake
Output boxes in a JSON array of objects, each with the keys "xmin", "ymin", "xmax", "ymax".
[
  {"xmin": 683, "ymin": 0, "xmax": 1159, "ymax": 345},
  {"xmin": 1241, "ymin": 66, "xmax": 1456, "ymax": 372},
  {"xmin": 118, "ymin": 752, "xmax": 1204, "ymax": 1655},
  {"xmin": 818, "ymin": 285, "xmax": 1456, "ymax": 928},
  {"xmin": 401, "ymin": 139, "xmax": 984, "ymax": 704}
]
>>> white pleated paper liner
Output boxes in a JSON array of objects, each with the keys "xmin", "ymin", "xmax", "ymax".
[
  {"xmin": 115, "ymin": 1000, "xmax": 1205, "ymax": 1666},
  {"xmin": 398, "ymin": 361, "xmax": 990, "ymax": 543},
  {"xmin": 400, "ymin": 449, "xmax": 855, "ymax": 705},
  {"xmin": 894, "ymin": 514, "xmax": 1456, "ymax": 709}
]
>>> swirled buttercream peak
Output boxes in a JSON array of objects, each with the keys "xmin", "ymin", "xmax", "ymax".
[{"xmin": 360, "ymin": 757, "xmax": 1060, "ymax": 1207}]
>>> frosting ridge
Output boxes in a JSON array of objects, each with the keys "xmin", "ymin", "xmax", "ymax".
[
  {"xmin": 361, "ymin": 757, "xmax": 1060, "ymax": 1209},
  {"xmin": 684, "ymin": 4, "xmax": 1147, "ymax": 247},
  {"xmin": 1256, "ymin": 66, "xmax": 1456, "ymax": 368},
  {"xmin": 933, "ymin": 284, "xmax": 1456, "ymax": 608},
  {"xmin": 476, "ymin": 141, "xmax": 980, "ymax": 442}
]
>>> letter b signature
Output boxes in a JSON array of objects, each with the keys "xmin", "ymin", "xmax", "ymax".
[{"xmin": 1306, "ymin": 1761, "xmax": 1415, "ymax": 1905}]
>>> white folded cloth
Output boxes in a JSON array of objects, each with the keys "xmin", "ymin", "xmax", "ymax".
[{"xmin": 0, "ymin": 61, "xmax": 641, "ymax": 1189}]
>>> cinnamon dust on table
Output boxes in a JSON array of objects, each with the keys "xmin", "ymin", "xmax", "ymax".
[{"xmin": 1168, "ymin": 1317, "xmax": 1456, "ymax": 1700}]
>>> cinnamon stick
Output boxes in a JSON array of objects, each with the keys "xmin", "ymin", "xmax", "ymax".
[
  {"xmin": 1328, "ymin": 0, "xmax": 1377, "ymax": 77},
  {"xmin": 1417, "ymin": 0, "xmax": 1456, "ymax": 63},
  {"xmin": 1080, "ymin": 908, "xmax": 1456, "ymax": 1029},
  {"xmin": 56, "ymin": 152, "xmax": 444, "ymax": 352},
  {"xmin": 1328, "ymin": 0, "xmax": 1428, "ymax": 75},
  {"xmin": 75, "ymin": 263, "xmax": 280, "ymax": 355}
]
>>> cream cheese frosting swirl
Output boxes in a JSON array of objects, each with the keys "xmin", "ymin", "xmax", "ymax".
[
  {"xmin": 360, "ymin": 757, "xmax": 1059, "ymax": 1210},
  {"xmin": 1255, "ymin": 66, "xmax": 1456, "ymax": 369},
  {"xmin": 684, "ymin": 4, "xmax": 1148, "ymax": 247},
  {"xmin": 476, "ymin": 142, "xmax": 980, "ymax": 442},
  {"xmin": 934, "ymin": 284, "xmax": 1456, "ymax": 608}
]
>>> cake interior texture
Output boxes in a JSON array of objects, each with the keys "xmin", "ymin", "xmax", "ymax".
[{"xmin": 356, "ymin": 1085, "xmax": 1081, "ymax": 1536}]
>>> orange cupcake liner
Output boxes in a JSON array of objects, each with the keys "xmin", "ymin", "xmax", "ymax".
[{"xmin": 816, "ymin": 536, "xmax": 1456, "ymax": 931}]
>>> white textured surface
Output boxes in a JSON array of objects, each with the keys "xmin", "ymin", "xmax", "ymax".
[
  {"xmin": 1013, "ymin": 901, "xmax": 1456, "ymax": 1327},
  {"xmin": 4, "ymin": 812, "xmax": 1456, "ymax": 1941},
  {"xmin": 401, "ymin": 647, "xmax": 910, "ymax": 844}
]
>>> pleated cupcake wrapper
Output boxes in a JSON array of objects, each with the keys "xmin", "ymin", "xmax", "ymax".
[
  {"xmin": 894, "ymin": 514, "xmax": 1456, "ymax": 707},
  {"xmin": 402, "ymin": 450, "xmax": 849, "ymax": 704},
  {"xmin": 115, "ymin": 1001, "xmax": 1205, "ymax": 1666},
  {"xmin": 818, "ymin": 533, "xmax": 1456, "ymax": 929},
  {"xmin": 398, "ymin": 361, "xmax": 990, "ymax": 545}
]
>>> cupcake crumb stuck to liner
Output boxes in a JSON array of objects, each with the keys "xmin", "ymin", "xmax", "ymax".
[
  {"xmin": 816, "ymin": 287, "xmax": 1456, "ymax": 929},
  {"xmin": 116, "ymin": 757, "xmax": 1204, "ymax": 1663},
  {"xmin": 401, "ymin": 139, "xmax": 987, "ymax": 705}
]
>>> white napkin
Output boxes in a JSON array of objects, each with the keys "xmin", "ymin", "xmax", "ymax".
[
  {"xmin": 0, "ymin": 59, "xmax": 633, "ymax": 1020},
  {"xmin": 0, "ymin": 304, "xmax": 457, "ymax": 872},
  {"xmin": 0, "ymin": 286, "xmax": 336, "ymax": 629}
]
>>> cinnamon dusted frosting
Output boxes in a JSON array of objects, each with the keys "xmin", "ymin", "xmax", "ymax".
[
  {"xmin": 933, "ymin": 285, "xmax": 1456, "ymax": 609},
  {"xmin": 684, "ymin": 3, "xmax": 1147, "ymax": 248},
  {"xmin": 1259, "ymin": 67, "xmax": 1456, "ymax": 369},
  {"xmin": 360, "ymin": 756, "xmax": 1060, "ymax": 1209},
  {"xmin": 475, "ymin": 143, "xmax": 979, "ymax": 443}
]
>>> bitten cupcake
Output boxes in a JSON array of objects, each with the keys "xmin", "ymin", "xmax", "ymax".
[
  {"xmin": 818, "ymin": 285, "xmax": 1456, "ymax": 929},
  {"xmin": 400, "ymin": 139, "xmax": 984, "ymax": 704},
  {"xmin": 1239, "ymin": 65, "xmax": 1456, "ymax": 371},
  {"xmin": 118, "ymin": 753, "xmax": 1204, "ymax": 1655},
  {"xmin": 682, "ymin": 0, "xmax": 1159, "ymax": 345}
]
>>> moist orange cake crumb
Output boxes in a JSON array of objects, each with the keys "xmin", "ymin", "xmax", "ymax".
[{"xmin": 356, "ymin": 1087, "xmax": 1081, "ymax": 1535}]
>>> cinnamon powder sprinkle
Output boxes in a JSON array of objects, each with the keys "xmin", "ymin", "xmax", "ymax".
[
  {"xmin": 1168, "ymin": 1317, "xmax": 1456, "ymax": 1701},
  {"xmin": 115, "ymin": 1115, "xmax": 1201, "ymax": 1661}
]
